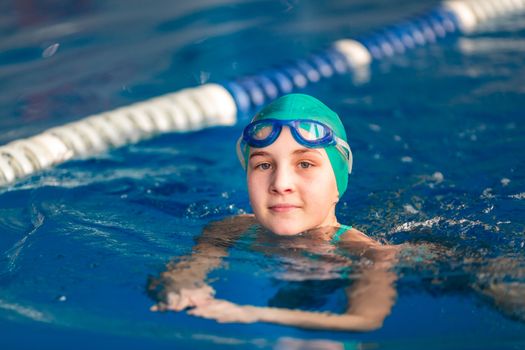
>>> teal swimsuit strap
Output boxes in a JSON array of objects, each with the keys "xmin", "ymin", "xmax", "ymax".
[{"xmin": 331, "ymin": 224, "xmax": 352, "ymax": 244}]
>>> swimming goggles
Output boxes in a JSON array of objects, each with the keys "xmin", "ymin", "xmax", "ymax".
[{"xmin": 236, "ymin": 118, "xmax": 352, "ymax": 172}]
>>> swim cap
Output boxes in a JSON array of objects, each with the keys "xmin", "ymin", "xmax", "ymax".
[{"xmin": 237, "ymin": 93, "xmax": 352, "ymax": 197}]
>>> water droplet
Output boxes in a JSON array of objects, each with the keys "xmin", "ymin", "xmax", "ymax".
[
  {"xmin": 432, "ymin": 172, "xmax": 444, "ymax": 183},
  {"xmin": 42, "ymin": 43, "xmax": 60, "ymax": 58},
  {"xmin": 481, "ymin": 188, "xmax": 494, "ymax": 199},
  {"xmin": 198, "ymin": 71, "xmax": 210, "ymax": 84},
  {"xmin": 404, "ymin": 204, "xmax": 418, "ymax": 214},
  {"xmin": 369, "ymin": 124, "xmax": 381, "ymax": 132}
]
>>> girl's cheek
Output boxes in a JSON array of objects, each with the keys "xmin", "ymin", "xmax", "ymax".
[
  {"xmin": 297, "ymin": 167, "xmax": 321, "ymax": 180},
  {"xmin": 248, "ymin": 172, "xmax": 265, "ymax": 189}
]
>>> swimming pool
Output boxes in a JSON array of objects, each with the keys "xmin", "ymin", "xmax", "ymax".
[{"xmin": 1, "ymin": 0, "xmax": 525, "ymax": 348}]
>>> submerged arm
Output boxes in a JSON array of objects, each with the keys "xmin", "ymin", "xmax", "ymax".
[
  {"xmin": 341, "ymin": 243, "xmax": 399, "ymax": 329},
  {"xmin": 163, "ymin": 217, "xmax": 251, "ymax": 282},
  {"xmin": 148, "ymin": 215, "xmax": 255, "ymax": 311},
  {"xmin": 257, "ymin": 243, "xmax": 398, "ymax": 331},
  {"xmin": 190, "ymin": 236, "xmax": 400, "ymax": 331}
]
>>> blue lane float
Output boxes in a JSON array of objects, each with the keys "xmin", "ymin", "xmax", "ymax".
[
  {"xmin": 1, "ymin": 0, "xmax": 524, "ymax": 186},
  {"xmin": 224, "ymin": 3, "xmax": 464, "ymax": 115},
  {"xmin": 224, "ymin": 48, "xmax": 350, "ymax": 116}
]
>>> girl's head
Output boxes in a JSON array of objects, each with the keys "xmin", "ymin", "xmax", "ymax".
[{"xmin": 236, "ymin": 94, "xmax": 352, "ymax": 235}]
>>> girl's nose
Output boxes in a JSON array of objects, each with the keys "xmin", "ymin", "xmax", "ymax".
[{"xmin": 269, "ymin": 165, "xmax": 295, "ymax": 195}]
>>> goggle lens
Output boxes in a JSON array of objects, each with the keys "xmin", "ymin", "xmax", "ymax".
[
  {"xmin": 295, "ymin": 121, "xmax": 330, "ymax": 141},
  {"xmin": 249, "ymin": 122, "xmax": 274, "ymax": 141}
]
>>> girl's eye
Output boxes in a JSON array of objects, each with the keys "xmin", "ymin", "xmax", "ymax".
[
  {"xmin": 299, "ymin": 161, "xmax": 313, "ymax": 169},
  {"xmin": 257, "ymin": 163, "xmax": 272, "ymax": 170}
]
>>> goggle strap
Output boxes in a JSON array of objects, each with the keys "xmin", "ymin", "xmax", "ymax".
[
  {"xmin": 334, "ymin": 136, "xmax": 350, "ymax": 155},
  {"xmin": 334, "ymin": 136, "xmax": 353, "ymax": 174},
  {"xmin": 235, "ymin": 136, "xmax": 247, "ymax": 170}
]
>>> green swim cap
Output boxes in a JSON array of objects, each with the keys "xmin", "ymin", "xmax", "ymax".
[{"xmin": 237, "ymin": 93, "xmax": 352, "ymax": 197}]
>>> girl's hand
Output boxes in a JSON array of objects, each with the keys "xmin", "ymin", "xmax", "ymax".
[
  {"xmin": 150, "ymin": 284, "xmax": 215, "ymax": 312},
  {"xmin": 187, "ymin": 299, "xmax": 259, "ymax": 323}
]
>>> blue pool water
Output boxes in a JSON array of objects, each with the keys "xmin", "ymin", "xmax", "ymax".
[{"xmin": 1, "ymin": 0, "xmax": 525, "ymax": 349}]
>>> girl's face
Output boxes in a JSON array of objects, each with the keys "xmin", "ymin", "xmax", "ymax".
[{"xmin": 247, "ymin": 127, "xmax": 339, "ymax": 236}]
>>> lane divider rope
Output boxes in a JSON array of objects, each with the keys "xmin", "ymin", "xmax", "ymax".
[
  {"xmin": 1, "ymin": 0, "xmax": 524, "ymax": 187},
  {"xmin": 0, "ymin": 84, "xmax": 237, "ymax": 185}
]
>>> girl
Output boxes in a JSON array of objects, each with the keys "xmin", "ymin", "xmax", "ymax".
[{"xmin": 149, "ymin": 94, "xmax": 399, "ymax": 331}]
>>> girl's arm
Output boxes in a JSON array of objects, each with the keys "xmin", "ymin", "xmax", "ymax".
[
  {"xmin": 189, "ymin": 235, "xmax": 400, "ymax": 331},
  {"xmin": 340, "ymin": 242, "xmax": 399, "ymax": 329},
  {"xmin": 149, "ymin": 215, "xmax": 255, "ymax": 311},
  {"xmin": 189, "ymin": 300, "xmax": 384, "ymax": 331}
]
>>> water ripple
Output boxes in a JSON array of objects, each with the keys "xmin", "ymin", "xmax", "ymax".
[{"xmin": 0, "ymin": 205, "xmax": 44, "ymax": 278}]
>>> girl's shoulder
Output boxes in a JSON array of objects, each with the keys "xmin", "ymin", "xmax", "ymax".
[
  {"xmin": 333, "ymin": 225, "xmax": 379, "ymax": 245},
  {"xmin": 203, "ymin": 214, "xmax": 257, "ymax": 237}
]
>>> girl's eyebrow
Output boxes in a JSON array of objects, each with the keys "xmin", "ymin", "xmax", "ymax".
[
  {"xmin": 293, "ymin": 148, "xmax": 323, "ymax": 156},
  {"xmin": 249, "ymin": 151, "xmax": 270, "ymax": 159}
]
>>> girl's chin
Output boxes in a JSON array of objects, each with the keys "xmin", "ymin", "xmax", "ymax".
[{"xmin": 254, "ymin": 213, "xmax": 315, "ymax": 236}]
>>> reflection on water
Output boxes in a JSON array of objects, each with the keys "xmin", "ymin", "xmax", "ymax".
[{"xmin": 273, "ymin": 336, "xmax": 363, "ymax": 350}]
